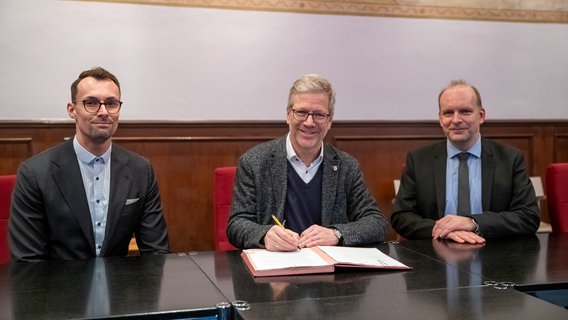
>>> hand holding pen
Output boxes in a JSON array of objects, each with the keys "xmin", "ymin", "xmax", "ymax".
[{"xmin": 264, "ymin": 215, "xmax": 301, "ymax": 251}]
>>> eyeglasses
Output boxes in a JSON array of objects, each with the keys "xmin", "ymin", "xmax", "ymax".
[
  {"xmin": 291, "ymin": 109, "xmax": 330, "ymax": 124},
  {"xmin": 76, "ymin": 99, "xmax": 122, "ymax": 114}
]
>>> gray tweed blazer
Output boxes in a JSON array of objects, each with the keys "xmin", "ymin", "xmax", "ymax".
[{"xmin": 226, "ymin": 136, "xmax": 388, "ymax": 249}]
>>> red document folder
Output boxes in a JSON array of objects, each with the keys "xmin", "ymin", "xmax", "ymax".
[{"xmin": 241, "ymin": 246, "xmax": 412, "ymax": 277}]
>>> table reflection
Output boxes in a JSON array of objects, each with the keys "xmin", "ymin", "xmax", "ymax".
[
  {"xmin": 401, "ymin": 235, "xmax": 542, "ymax": 284},
  {"xmin": 8, "ymin": 255, "xmax": 166, "ymax": 319},
  {"xmin": 398, "ymin": 236, "xmax": 542, "ymax": 319},
  {"xmin": 433, "ymin": 240, "xmax": 483, "ymax": 319},
  {"xmin": 546, "ymin": 233, "xmax": 568, "ymax": 282},
  {"xmin": 218, "ymin": 249, "xmax": 373, "ymax": 317}
]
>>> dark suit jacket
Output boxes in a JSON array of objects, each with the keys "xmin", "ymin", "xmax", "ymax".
[
  {"xmin": 9, "ymin": 139, "xmax": 169, "ymax": 261},
  {"xmin": 391, "ymin": 138, "xmax": 540, "ymax": 239},
  {"xmin": 226, "ymin": 136, "xmax": 388, "ymax": 249}
]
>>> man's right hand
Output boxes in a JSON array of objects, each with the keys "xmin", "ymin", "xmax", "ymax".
[{"xmin": 264, "ymin": 225, "xmax": 300, "ymax": 251}]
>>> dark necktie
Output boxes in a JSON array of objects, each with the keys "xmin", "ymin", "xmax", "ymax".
[{"xmin": 457, "ymin": 152, "xmax": 471, "ymax": 215}]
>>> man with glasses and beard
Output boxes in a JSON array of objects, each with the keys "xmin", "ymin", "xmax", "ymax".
[{"xmin": 9, "ymin": 67, "xmax": 169, "ymax": 261}]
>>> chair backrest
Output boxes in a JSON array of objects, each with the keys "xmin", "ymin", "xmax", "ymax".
[
  {"xmin": 213, "ymin": 167, "xmax": 237, "ymax": 251},
  {"xmin": 545, "ymin": 163, "xmax": 568, "ymax": 233},
  {"xmin": 0, "ymin": 175, "xmax": 17, "ymax": 264}
]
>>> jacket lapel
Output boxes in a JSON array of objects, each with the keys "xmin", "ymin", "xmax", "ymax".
[
  {"xmin": 269, "ymin": 138, "xmax": 289, "ymax": 221},
  {"xmin": 321, "ymin": 144, "xmax": 339, "ymax": 226},
  {"xmin": 102, "ymin": 144, "xmax": 132, "ymax": 253},
  {"xmin": 52, "ymin": 140, "xmax": 95, "ymax": 254},
  {"xmin": 433, "ymin": 143, "xmax": 447, "ymax": 218},
  {"xmin": 480, "ymin": 139, "xmax": 495, "ymax": 210}
]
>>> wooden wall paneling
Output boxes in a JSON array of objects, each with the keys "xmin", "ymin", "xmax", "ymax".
[
  {"xmin": 0, "ymin": 138, "xmax": 33, "ymax": 175},
  {"xmin": 0, "ymin": 123, "xmax": 75, "ymax": 175},
  {"xmin": 552, "ymin": 133, "xmax": 568, "ymax": 163},
  {"xmin": 1, "ymin": 120, "xmax": 567, "ymax": 252}
]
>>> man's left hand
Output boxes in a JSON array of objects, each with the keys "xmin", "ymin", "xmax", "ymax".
[
  {"xmin": 433, "ymin": 215, "xmax": 485, "ymax": 244},
  {"xmin": 298, "ymin": 225, "xmax": 339, "ymax": 248}
]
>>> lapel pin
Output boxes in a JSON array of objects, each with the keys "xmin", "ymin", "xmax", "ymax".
[{"xmin": 333, "ymin": 165, "xmax": 338, "ymax": 171}]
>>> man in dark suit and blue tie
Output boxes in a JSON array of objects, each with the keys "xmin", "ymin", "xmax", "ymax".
[
  {"xmin": 9, "ymin": 67, "xmax": 169, "ymax": 261},
  {"xmin": 392, "ymin": 80, "xmax": 539, "ymax": 244}
]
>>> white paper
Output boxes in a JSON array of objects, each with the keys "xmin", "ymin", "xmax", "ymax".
[
  {"xmin": 246, "ymin": 249, "xmax": 330, "ymax": 271},
  {"xmin": 318, "ymin": 246, "xmax": 408, "ymax": 268}
]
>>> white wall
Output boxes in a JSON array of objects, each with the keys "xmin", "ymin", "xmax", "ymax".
[{"xmin": 1, "ymin": 0, "xmax": 567, "ymax": 121}]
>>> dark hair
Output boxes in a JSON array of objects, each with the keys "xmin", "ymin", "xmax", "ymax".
[
  {"xmin": 71, "ymin": 67, "xmax": 120, "ymax": 101},
  {"xmin": 438, "ymin": 79, "xmax": 482, "ymax": 109}
]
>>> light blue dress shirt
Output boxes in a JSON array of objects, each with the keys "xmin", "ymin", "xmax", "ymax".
[
  {"xmin": 445, "ymin": 135, "xmax": 482, "ymax": 216},
  {"xmin": 286, "ymin": 133, "xmax": 324, "ymax": 183},
  {"xmin": 73, "ymin": 137, "xmax": 111, "ymax": 256}
]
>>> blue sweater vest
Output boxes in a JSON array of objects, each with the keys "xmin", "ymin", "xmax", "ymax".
[{"xmin": 284, "ymin": 162, "xmax": 323, "ymax": 234}]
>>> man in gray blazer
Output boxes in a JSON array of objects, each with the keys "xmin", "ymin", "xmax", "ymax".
[
  {"xmin": 9, "ymin": 67, "xmax": 169, "ymax": 261},
  {"xmin": 227, "ymin": 74, "xmax": 388, "ymax": 251},
  {"xmin": 392, "ymin": 80, "xmax": 539, "ymax": 244}
]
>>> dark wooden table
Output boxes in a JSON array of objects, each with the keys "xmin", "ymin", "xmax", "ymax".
[
  {"xmin": 1, "ymin": 234, "xmax": 566, "ymax": 319},
  {"xmin": 191, "ymin": 234, "xmax": 568, "ymax": 319},
  {"xmin": 0, "ymin": 253, "xmax": 229, "ymax": 319}
]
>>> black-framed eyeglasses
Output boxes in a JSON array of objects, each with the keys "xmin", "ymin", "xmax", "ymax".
[
  {"xmin": 75, "ymin": 99, "xmax": 122, "ymax": 114},
  {"xmin": 291, "ymin": 109, "xmax": 330, "ymax": 124}
]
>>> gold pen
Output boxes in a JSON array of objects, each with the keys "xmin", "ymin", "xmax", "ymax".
[{"xmin": 271, "ymin": 215, "xmax": 301, "ymax": 250}]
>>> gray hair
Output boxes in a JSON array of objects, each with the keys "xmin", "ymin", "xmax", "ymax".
[{"xmin": 287, "ymin": 74, "xmax": 336, "ymax": 114}]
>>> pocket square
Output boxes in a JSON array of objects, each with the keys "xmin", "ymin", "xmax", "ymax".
[{"xmin": 125, "ymin": 198, "xmax": 140, "ymax": 205}]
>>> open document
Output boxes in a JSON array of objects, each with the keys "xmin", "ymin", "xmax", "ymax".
[{"xmin": 241, "ymin": 246, "xmax": 412, "ymax": 277}]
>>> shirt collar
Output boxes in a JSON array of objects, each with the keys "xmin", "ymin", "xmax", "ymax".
[
  {"xmin": 447, "ymin": 134, "xmax": 482, "ymax": 159},
  {"xmin": 286, "ymin": 132, "xmax": 324, "ymax": 164},
  {"xmin": 73, "ymin": 136, "xmax": 112, "ymax": 165}
]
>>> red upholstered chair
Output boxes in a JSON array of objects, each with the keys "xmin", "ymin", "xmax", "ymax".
[
  {"xmin": 213, "ymin": 167, "xmax": 237, "ymax": 251},
  {"xmin": 0, "ymin": 175, "xmax": 17, "ymax": 264},
  {"xmin": 545, "ymin": 163, "xmax": 568, "ymax": 233}
]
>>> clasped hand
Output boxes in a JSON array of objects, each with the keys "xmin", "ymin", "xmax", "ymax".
[
  {"xmin": 432, "ymin": 215, "xmax": 485, "ymax": 244},
  {"xmin": 265, "ymin": 225, "xmax": 339, "ymax": 251}
]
